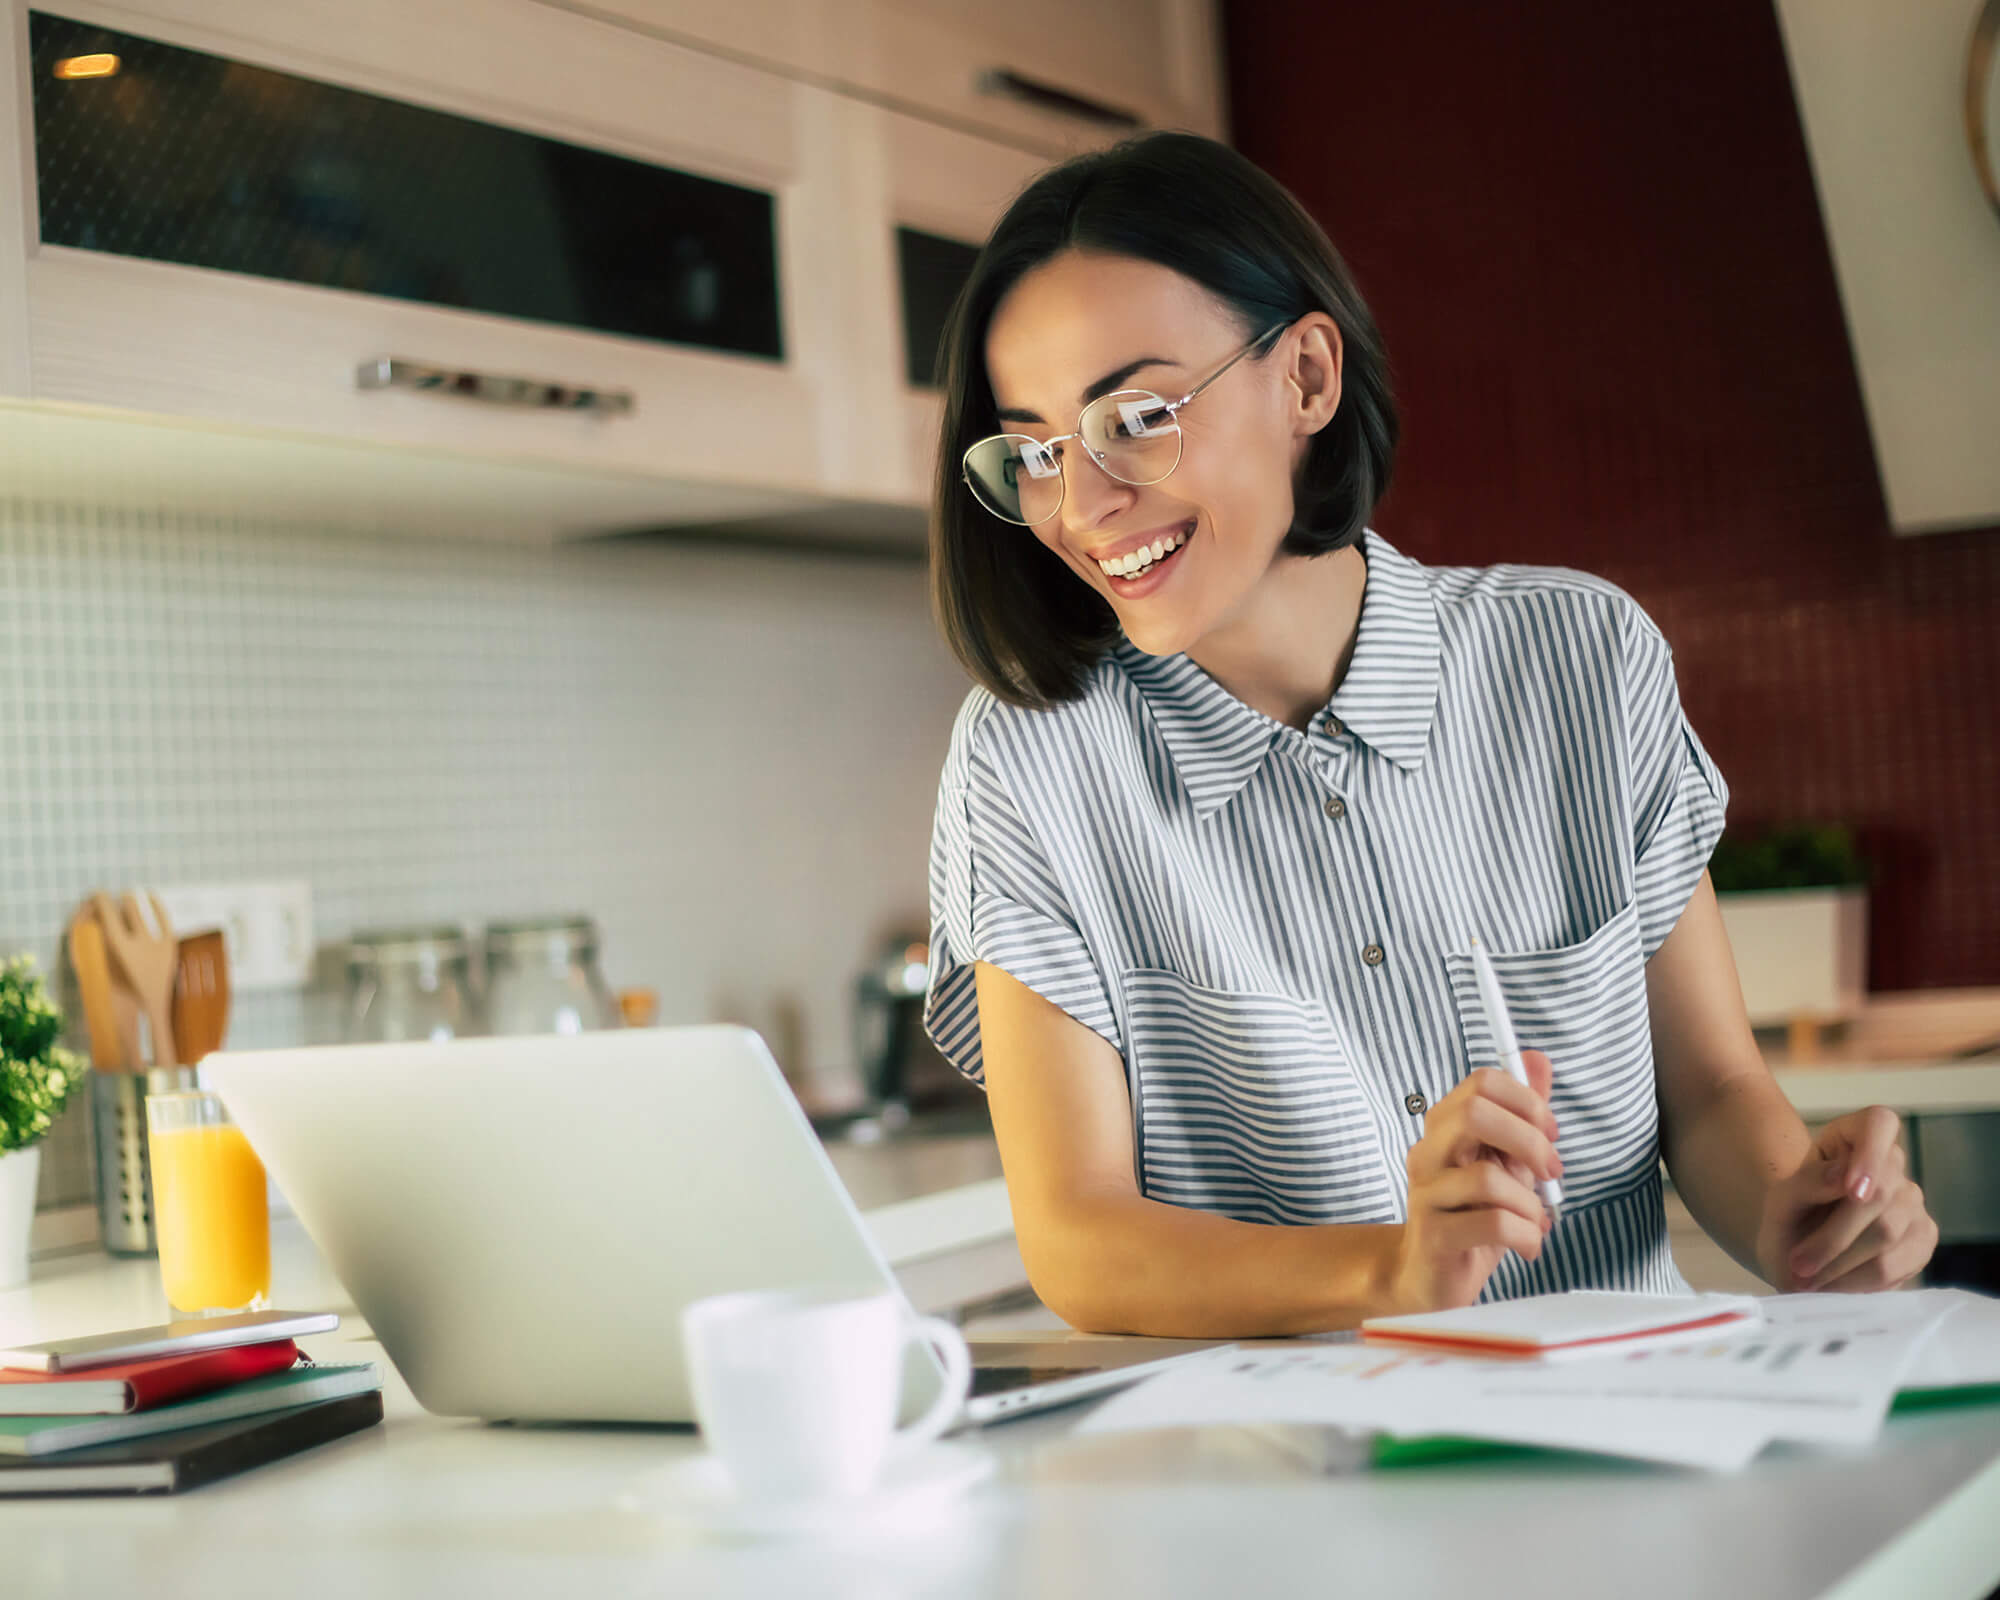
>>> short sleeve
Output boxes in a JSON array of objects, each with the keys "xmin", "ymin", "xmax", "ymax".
[
  {"xmin": 922, "ymin": 700, "xmax": 1122, "ymax": 1085},
  {"xmin": 1623, "ymin": 607, "xmax": 1730, "ymax": 961}
]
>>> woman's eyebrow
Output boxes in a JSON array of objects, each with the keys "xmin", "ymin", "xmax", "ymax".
[{"xmin": 994, "ymin": 355, "xmax": 1178, "ymax": 424}]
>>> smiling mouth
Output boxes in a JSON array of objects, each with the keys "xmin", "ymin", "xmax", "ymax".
[{"xmin": 1097, "ymin": 519, "xmax": 1195, "ymax": 581}]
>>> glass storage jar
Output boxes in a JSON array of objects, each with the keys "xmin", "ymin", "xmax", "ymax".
[
  {"xmin": 344, "ymin": 926, "xmax": 478, "ymax": 1043},
  {"xmin": 482, "ymin": 916, "xmax": 621, "ymax": 1037}
]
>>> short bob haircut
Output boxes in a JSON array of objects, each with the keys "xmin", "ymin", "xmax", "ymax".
[{"xmin": 931, "ymin": 132, "xmax": 1398, "ymax": 711}]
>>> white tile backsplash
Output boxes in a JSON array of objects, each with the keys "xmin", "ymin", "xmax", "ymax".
[{"xmin": 1, "ymin": 497, "xmax": 971, "ymax": 1206}]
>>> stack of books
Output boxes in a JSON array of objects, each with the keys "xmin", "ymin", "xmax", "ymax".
[{"xmin": 0, "ymin": 1312, "xmax": 382, "ymax": 1496}]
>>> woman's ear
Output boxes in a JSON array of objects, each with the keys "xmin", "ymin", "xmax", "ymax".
[{"xmin": 1285, "ymin": 315, "xmax": 1344, "ymax": 437}]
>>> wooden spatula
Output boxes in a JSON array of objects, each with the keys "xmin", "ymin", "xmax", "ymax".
[
  {"xmin": 171, "ymin": 929, "xmax": 231, "ymax": 1066},
  {"xmin": 93, "ymin": 890, "xmax": 180, "ymax": 1069},
  {"xmin": 66, "ymin": 908, "xmax": 140, "ymax": 1071}
]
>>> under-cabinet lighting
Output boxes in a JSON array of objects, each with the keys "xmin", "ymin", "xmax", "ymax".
[{"xmin": 53, "ymin": 53, "xmax": 120, "ymax": 80}]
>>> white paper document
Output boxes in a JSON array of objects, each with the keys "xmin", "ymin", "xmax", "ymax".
[
  {"xmin": 1078, "ymin": 1341, "xmax": 1776, "ymax": 1471},
  {"xmin": 1892, "ymin": 1289, "xmax": 2000, "ymax": 1391},
  {"xmin": 1077, "ymin": 1291, "xmax": 1969, "ymax": 1472}
]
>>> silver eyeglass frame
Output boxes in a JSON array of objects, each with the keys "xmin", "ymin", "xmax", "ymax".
[{"xmin": 961, "ymin": 321, "xmax": 1289, "ymax": 526}]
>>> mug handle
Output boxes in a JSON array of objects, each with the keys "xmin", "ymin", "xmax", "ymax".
[{"xmin": 893, "ymin": 1314, "xmax": 972, "ymax": 1451}]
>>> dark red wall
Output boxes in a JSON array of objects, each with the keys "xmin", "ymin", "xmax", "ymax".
[{"xmin": 1225, "ymin": 0, "xmax": 2000, "ymax": 990}]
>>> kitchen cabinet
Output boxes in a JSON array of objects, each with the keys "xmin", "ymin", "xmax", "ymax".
[
  {"xmin": 881, "ymin": 105, "xmax": 1046, "ymax": 503},
  {"xmin": 0, "ymin": 0, "xmax": 1048, "ymax": 545},
  {"xmin": 697, "ymin": 95, "xmax": 1045, "ymax": 532},
  {"xmin": 1773, "ymin": 0, "xmax": 2000, "ymax": 533},
  {"xmin": 552, "ymin": 0, "xmax": 1226, "ymax": 157}
]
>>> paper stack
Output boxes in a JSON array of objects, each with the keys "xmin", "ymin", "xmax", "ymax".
[{"xmin": 1078, "ymin": 1288, "xmax": 2000, "ymax": 1472}]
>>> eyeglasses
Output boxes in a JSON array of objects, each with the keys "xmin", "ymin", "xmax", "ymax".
[{"xmin": 961, "ymin": 322, "xmax": 1288, "ymax": 526}]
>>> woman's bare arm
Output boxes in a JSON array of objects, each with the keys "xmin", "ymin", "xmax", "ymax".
[
  {"xmin": 1650, "ymin": 871, "xmax": 1935, "ymax": 1291},
  {"xmin": 973, "ymin": 959, "xmax": 1557, "ymax": 1335},
  {"xmin": 1647, "ymin": 872, "xmax": 1809, "ymax": 1281}
]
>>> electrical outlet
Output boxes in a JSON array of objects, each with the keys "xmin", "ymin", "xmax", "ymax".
[{"xmin": 152, "ymin": 880, "xmax": 315, "ymax": 991}]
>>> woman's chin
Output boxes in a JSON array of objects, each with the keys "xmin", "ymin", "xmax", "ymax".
[{"xmin": 1116, "ymin": 608, "xmax": 1201, "ymax": 658}]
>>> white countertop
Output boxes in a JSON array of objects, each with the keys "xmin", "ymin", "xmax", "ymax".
[
  {"xmin": 31, "ymin": 1128, "xmax": 1024, "ymax": 1317},
  {"xmin": 4, "ymin": 1227, "xmax": 2000, "ymax": 1600},
  {"xmin": 1775, "ymin": 1062, "xmax": 2000, "ymax": 1122},
  {"xmin": 1764, "ymin": 987, "xmax": 2000, "ymax": 1121}
]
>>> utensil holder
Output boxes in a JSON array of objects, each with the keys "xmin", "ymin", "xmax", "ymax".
[{"xmin": 90, "ymin": 1067, "xmax": 196, "ymax": 1256}]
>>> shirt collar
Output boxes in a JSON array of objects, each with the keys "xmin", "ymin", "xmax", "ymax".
[
  {"xmin": 1118, "ymin": 529, "xmax": 1443, "ymax": 819},
  {"xmin": 1327, "ymin": 528, "xmax": 1444, "ymax": 774},
  {"xmin": 1118, "ymin": 645, "xmax": 1282, "ymax": 819}
]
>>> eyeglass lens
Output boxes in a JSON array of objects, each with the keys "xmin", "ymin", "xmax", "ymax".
[{"xmin": 963, "ymin": 390, "xmax": 1183, "ymax": 524}]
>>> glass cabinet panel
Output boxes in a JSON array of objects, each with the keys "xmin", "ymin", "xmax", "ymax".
[
  {"xmin": 896, "ymin": 226, "xmax": 981, "ymax": 388},
  {"xmin": 29, "ymin": 10, "xmax": 784, "ymax": 358}
]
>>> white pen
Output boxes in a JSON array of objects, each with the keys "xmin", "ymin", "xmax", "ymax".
[{"xmin": 1467, "ymin": 936, "xmax": 1564, "ymax": 1225}]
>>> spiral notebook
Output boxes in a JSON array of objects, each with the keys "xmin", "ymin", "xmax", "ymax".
[{"xmin": 0, "ymin": 1341, "xmax": 301, "ymax": 1415}]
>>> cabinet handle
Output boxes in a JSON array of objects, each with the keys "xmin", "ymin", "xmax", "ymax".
[
  {"xmin": 355, "ymin": 358, "xmax": 635, "ymax": 418},
  {"xmin": 975, "ymin": 69, "xmax": 1142, "ymax": 129}
]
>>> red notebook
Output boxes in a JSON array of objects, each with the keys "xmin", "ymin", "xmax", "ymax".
[{"xmin": 0, "ymin": 1340, "xmax": 299, "ymax": 1415}]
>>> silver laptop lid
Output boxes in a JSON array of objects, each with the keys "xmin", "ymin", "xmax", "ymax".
[{"xmin": 203, "ymin": 1026, "xmax": 943, "ymax": 1424}]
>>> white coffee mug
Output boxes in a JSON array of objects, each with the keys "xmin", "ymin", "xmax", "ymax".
[{"xmin": 681, "ymin": 1287, "xmax": 972, "ymax": 1501}]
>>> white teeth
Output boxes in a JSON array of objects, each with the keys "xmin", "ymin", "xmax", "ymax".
[{"xmin": 1099, "ymin": 524, "xmax": 1191, "ymax": 579}]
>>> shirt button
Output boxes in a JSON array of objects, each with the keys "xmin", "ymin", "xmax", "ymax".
[
  {"xmin": 1362, "ymin": 943, "xmax": 1385, "ymax": 967},
  {"xmin": 1323, "ymin": 795, "xmax": 1346, "ymax": 820},
  {"xmin": 1325, "ymin": 716, "xmax": 1345, "ymax": 737},
  {"xmin": 1404, "ymin": 1091, "xmax": 1427, "ymax": 1116}
]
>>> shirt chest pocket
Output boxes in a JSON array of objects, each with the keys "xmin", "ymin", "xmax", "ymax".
[
  {"xmin": 1120, "ymin": 969, "xmax": 1398, "ymax": 1228},
  {"xmin": 1442, "ymin": 899, "xmax": 1658, "ymax": 1210}
]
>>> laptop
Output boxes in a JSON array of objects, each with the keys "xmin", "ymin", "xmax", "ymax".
[{"xmin": 201, "ymin": 1026, "xmax": 1215, "ymax": 1427}]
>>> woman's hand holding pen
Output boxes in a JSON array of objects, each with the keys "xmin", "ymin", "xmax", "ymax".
[
  {"xmin": 1392, "ymin": 1050, "xmax": 1564, "ymax": 1311},
  {"xmin": 1755, "ymin": 1106, "xmax": 1938, "ymax": 1293}
]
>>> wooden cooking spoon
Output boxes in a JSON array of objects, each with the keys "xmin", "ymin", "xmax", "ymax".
[{"xmin": 171, "ymin": 929, "xmax": 231, "ymax": 1066}]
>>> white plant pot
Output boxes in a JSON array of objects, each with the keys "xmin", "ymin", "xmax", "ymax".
[
  {"xmin": 1715, "ymin": 887, "xmax": 1868, "ymax": 1027},
  {"xmin": 0, "ymin": 1144, "xmax": 41, "ymax": 1292}
]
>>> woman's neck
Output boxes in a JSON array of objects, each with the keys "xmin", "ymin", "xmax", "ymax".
[{"xmin": 1186, "ymin": 542, "xmax": 1368, "ymax": 733}]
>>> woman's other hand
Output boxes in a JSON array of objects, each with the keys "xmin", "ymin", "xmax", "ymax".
[
  {"xmin": 1756, "ymin": 1106, "xmax": 1938, "ymax": 1292},
  {"xmin": 1391, "ymin": 1050, "xmax": 1563, "ymax": 1311}
]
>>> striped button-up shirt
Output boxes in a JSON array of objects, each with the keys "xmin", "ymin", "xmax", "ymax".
[{"xmin": 923, "ymin": 528, "xmax": 1729, "ymax": 1299}]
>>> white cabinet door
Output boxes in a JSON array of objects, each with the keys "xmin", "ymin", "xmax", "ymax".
[
  {"xmin": 563, "ymin": 0, "xmax": 1226, "ymax": 156},
  {"xmin": 869, "ymin": 0, "xmax": 1225, "ymax": 148},
  {"xmin": 8, "ymin": 0, "xmax": 911, "ymax": 516}
]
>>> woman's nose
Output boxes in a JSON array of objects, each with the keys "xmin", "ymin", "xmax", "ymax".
[{"xmin": 1059, "ymin": 448, "xmax": 1136, "ymax": 534}]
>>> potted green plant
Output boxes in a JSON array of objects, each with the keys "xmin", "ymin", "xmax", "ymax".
[
  {"xmin": 1709, "ymin": 824, "xmax": 1870, "ymax": 1029},
  {"xmin": 0, "ymin": 956, "xmax": 86, "ymax": 1289}
]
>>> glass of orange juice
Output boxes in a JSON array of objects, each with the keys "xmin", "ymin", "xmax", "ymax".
[{"xmin": 144, "ymin": 1090, "xmax": 271, "ymax": 1316}]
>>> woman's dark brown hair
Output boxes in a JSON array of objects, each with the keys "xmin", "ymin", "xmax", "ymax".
[{"xmin": 931, "ymin": 131, "xmax": 1398, "ymax": 711}]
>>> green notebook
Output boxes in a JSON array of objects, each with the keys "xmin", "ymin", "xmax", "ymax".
[{"xmin": 0, "ymin": 1364, "xmax": 380, "ymax": 1457}]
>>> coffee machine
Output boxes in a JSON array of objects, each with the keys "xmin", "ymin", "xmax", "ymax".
[{"xmin": 851, "ymin": 934, "xmax": 988, "ymax": 1131}]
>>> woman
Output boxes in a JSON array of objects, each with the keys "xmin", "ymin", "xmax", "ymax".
[{"xmin": 921, "ymin": 132, "xmax": 1936, "ymax": 1336}]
